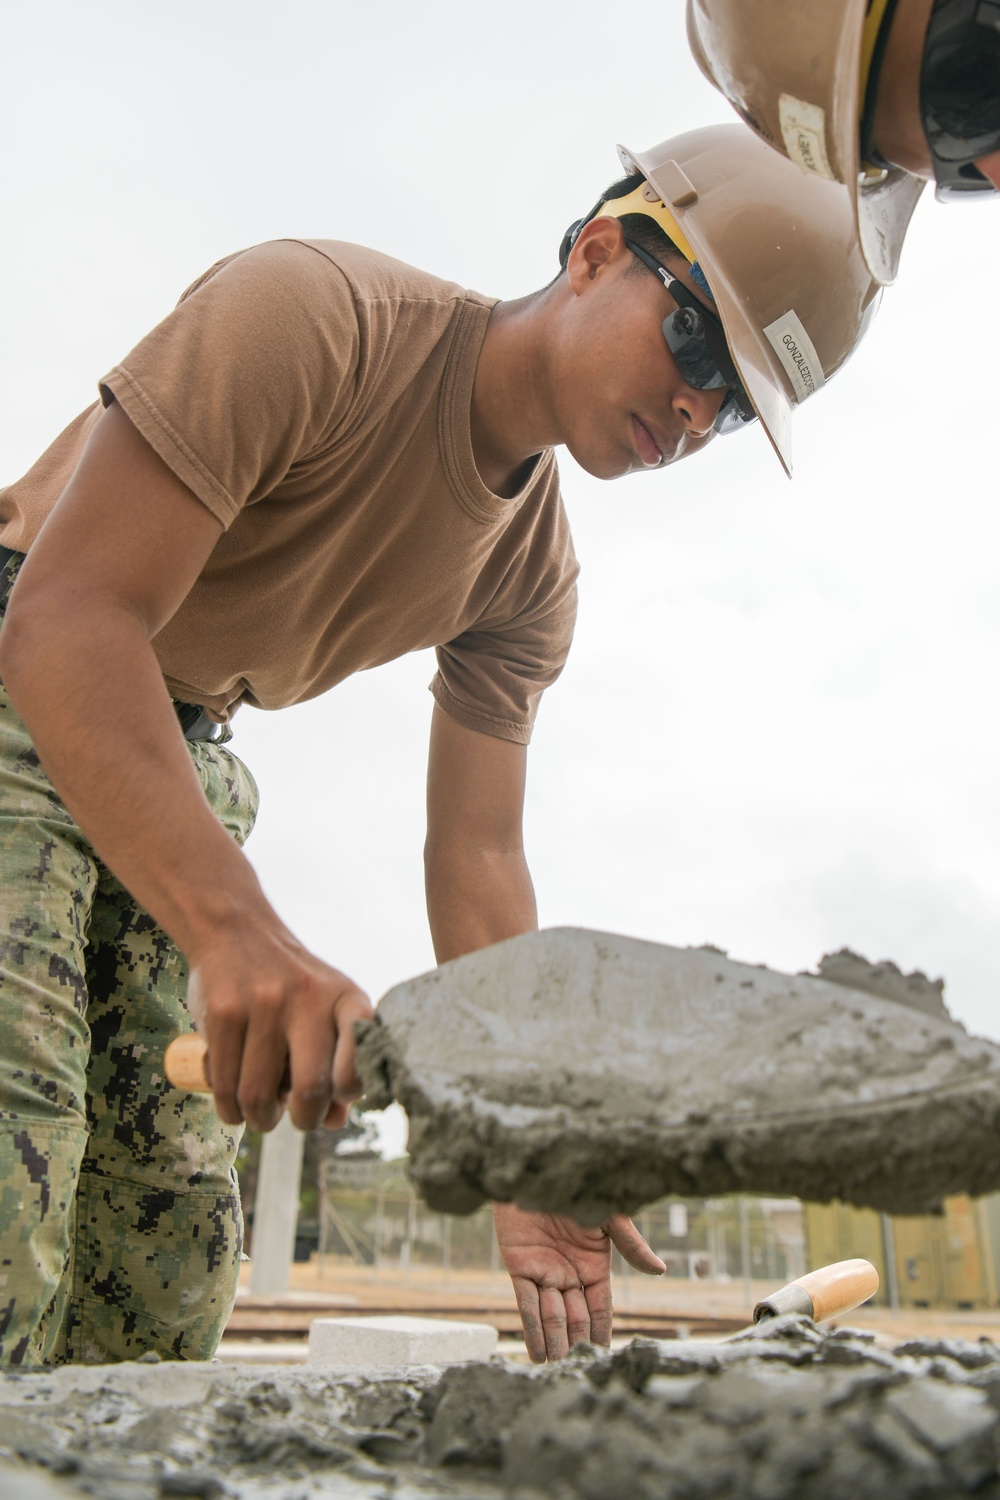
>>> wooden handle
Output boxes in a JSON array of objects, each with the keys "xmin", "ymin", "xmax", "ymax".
[
  {"xmin": 164, "ymin": 1033, "xmax": 210, "ymax": 1092},
  {"xmin": 754, "ymin": 1257, "xmax": 879, "ymax": 1324},
  {"xmin": 797, "ymin": 1258, "xmax": 880, "ymax": 1322}
]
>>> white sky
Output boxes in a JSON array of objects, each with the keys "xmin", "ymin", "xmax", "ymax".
[{"xmin": 2, "ymin": 1, "xmax": 998, "ymax": 1158}]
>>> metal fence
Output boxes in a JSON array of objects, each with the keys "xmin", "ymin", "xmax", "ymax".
[{"xmin": 316, "ymin": 1155, "xmax": 806, "ymax": 1290}]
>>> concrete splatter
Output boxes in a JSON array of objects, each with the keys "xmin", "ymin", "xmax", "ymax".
[
  {"xmin": 4, "ymin": 1322, "xmax": 1000, "ymax": 1497},
  {"xmin": 816, "ymin": 948, "xmax": 951, "ymax": 1023}
]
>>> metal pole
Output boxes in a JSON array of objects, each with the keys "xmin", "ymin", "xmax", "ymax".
[
  {"xmin": 880, "ymin": 1213, "xmax": 901, "ymax": 1310},
  {"xmin": 489, "ymin": 1216, "xmax": 499, "ymax": 1281},
  {"xmin": 976, "ymin": 1198, "xmax": 998, "ymax": 1308},
  {"xmin": 706, "ymin": 1202, "xmax": 716, "ymax": 1278},
  {"xmin": 442, "ymin": 1214, "xmax": 452, "ymax": 1287},
  {"xmin": 739, "ymin": 1197, "xmax": 752, "ymax": 1311},
  {"xmin": 317, "ymin": 1159, "xmax": 327, "ymax": 1281},
  {"xmin": 249, "ymin": 1113, "xmax": 305, "ymax": 1296},
  {"xmin": 373, "ymin": 1184, "xmax": 385, "ymax": 1270},
  {"xmin": 401, "ymin": 1185, "xmax": 416, "ymax": 1273}
]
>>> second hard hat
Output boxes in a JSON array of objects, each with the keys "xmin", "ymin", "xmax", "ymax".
[{"xmin": 686, "ymin": 0, "xmax": 927, "ymax": 284}]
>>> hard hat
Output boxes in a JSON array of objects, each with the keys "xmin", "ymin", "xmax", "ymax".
[
  {"xmin": 686, "ymin": 0, "xmax": 926, "ymax": 284},
  {"xmin": 609, "ymin": 125, "xmax": 881, "ymax": 476}
]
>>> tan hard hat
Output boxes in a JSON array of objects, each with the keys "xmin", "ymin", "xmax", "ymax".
[
  {"xmin": 686, "ymin": 0, "xmax": 926, "ymax": 284},
  {"xmin": 616, "ymin": 125, "xmax": 881, "ymax": 476}
]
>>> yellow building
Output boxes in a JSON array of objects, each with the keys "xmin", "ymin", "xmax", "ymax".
[{"xmin": 804, "ymin": 1195, "xmax": 1000, "ymax": 1309}]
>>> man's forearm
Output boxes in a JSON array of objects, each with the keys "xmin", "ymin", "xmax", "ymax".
[
  {"xmin": 423, "ymin": 706, "xmax": 537, "ymax": 964},
  {"xmin": 424, "ymin": 843, "xmax": 538, "ymax": 964},
  {"xmin": 0, "ymin": 594, "xmax": 273, "ymax": 961},
  {"xmin": 1, "ymin": 594, "xmax": 372, "ymax": 1131}
]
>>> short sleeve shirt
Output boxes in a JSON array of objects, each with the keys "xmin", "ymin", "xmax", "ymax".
[{"xmin": 0, "ymin": 239, "xmax": 578, "ymax": 743}]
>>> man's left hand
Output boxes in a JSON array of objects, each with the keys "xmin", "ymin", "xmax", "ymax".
[{"xmin": 493, "ymin": 1201, "xmax": 666, "ymax": 1362}]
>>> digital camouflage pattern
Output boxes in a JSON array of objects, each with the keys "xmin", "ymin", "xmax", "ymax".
[{"xmin": 0, "ymin": 550, "xmax": 259, "ymax": 1366}]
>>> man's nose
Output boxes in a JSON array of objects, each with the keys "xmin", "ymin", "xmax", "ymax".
[{"xmin": 672, "ymin": 382, "xmax": 725, "ymax": 437}]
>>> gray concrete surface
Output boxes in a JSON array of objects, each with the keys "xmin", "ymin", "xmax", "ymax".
[
  {"xmin": 356, "ymin": 928, "xmax": 1000, "ymax": 1221},
  {"xmin": 5, "ymin": 1322, "xmax": 1000, "ymax": 1497}
]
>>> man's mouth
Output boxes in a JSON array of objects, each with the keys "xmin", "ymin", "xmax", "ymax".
[{"xmin": 632, "ymin": 415, "xmax": 671, "ymax": 468}]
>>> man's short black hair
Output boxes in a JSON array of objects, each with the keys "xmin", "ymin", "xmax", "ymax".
[
  {"xmin": 600, "ymin": 171, "xmax": 682, "ymax": 266},
  {"xmin": 557, "ymin": 171, "xmax": 682, "ymax": 277}
]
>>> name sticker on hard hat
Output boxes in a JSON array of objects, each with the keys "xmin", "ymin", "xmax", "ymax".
[
  {"xmin": 763, "ymin": 312, "xmax": 826, "ymax": 403},
  {"xmin": 778, "ymin": 95, "xmax": 836, "ymax": 182}
]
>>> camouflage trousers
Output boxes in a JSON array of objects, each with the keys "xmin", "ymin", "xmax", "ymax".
[{"xmin": 0, "ymin": 570, "xmax": 259, "ymax": 1367}]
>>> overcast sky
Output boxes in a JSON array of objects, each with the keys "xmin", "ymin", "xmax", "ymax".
[{"xmin": 2, "ymin": 2, "xmax": 998, "ymax": 1153}]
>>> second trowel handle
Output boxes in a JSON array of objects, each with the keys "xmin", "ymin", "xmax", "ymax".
[
  {"xmin": 164, "ymin": 1032, "xmax": 294, "ymax": 1100},
  {"xmin": 164, "ymin": 1033, "xmax": 211, "ymax": 1092},
  {"xmin": 753, "ymin": 1258, "xmax": 880, "ymax": 1325}
]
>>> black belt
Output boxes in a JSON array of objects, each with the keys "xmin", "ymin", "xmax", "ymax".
[
  {"xmin": 173, "ymin": 701, "xmax": 222, "ymax": 742},
  {"xmin": 0, "ymin": 544, "xmax": 221, "ymax": 743}
]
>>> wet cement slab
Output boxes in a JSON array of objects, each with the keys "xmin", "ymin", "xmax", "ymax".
[
  {"xmin": 356, "ymin": 929, "xmax": 1000, "ymax": 1221},
  {"xmin": 5, "ymin": 1320, "xmax": 1000, "ymax": 1498}
]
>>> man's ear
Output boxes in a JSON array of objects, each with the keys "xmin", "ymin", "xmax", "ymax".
[{"xmin": 565, "ymin": 216, "xmax": 628, "ymax": 293}]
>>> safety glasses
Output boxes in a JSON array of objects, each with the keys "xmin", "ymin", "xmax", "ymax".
[
  {"xmin": 921, "ymin": 0, "xmax": 1000, "ymax": 200},
  {"xmin": 624, "ymin": 238, "xmax": 757, "ymax": 436}
]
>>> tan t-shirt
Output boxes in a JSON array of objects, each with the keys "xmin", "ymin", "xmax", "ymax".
[{"xmin": 0, "ymin": 240, "xmax": 578, "ymax": 744}]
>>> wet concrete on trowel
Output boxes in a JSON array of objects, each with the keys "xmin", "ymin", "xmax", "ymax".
[
  {"xmin": 6, "ymin": 1321, "xmax": 1000, "ymax": 1499},
  {"xmin": 356, "ymin": 928, "xmax": 1000, "ymax": 1222},
  {"xmin": 816, "ymin": 948, "xmax": 951, "ymax": 1022}
]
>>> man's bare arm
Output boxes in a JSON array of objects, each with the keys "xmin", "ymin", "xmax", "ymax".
[
  {"xmin": 423, "ymin": 708, "xmax": 664, "ymax": 1361},
  {"xmin": 0, "ymin": 402, "xmax": 372, "ymax": 1132},
  {"xmin": 424, "ymin": 704, "xmax": 537, "ymax": 957}
]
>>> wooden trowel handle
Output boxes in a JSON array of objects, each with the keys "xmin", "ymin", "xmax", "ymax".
[
  {"xmin": 164, "ymin": 1033, "xmax": 210, "ymax": 1092},
  {"xmin": 753, "ymin": 1258, "xmax": 879, "ymax": 1325}
]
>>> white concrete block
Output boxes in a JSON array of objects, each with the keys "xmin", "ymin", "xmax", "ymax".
[
  {"xmin": 307, "ymin": 1314, "xmax": 497, "ymax": 1368},
  {"xmin": 0, "ymin": 1457, "xmax": 78, "ymax": 1500}
]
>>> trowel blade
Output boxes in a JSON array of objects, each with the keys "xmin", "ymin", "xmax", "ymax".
[{"xmin": 356, "ymin": 927, "xmax": 1000, "ymax": 1223}]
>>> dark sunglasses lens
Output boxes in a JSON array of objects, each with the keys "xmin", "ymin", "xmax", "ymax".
[
  {"xmin": 662, "ymin": 307, "xmax": 728, "ymax": 390},
  {"xmin": 662, "ymin": 308, "xmax": 756, "ymax": 437},
  {"xmin": 714, "ymin": 391, "xmax": 756, "ymax": 436}
]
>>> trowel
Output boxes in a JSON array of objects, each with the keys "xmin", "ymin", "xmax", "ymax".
[
  {"xmin": 165, "ymin": 926, "xmax": 1000, "ymax": 1223},
  {"xmin": 749, "ymin": 1257, "xmax": 878, "ymax": 1329}
]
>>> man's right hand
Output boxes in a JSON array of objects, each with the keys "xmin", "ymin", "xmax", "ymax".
[{"xmin": 187, "ymin": 934, "xmax": 374, "ymax": 1132}]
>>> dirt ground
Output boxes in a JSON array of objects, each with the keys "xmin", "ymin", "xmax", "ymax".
[{"xmin": 220, "ymin": 1256, "xmax": 1000, "ymax": 1363}]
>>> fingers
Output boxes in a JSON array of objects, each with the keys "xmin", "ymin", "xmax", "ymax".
[
  {"xmin": 330, "ymin": 988, "xmax": 375, "ymax": 1102},
  {"xmin": 563, "ymin": 1285, "xmax": 592, "ymax": 1350},
  {"xmin": 511, "ymin": 1275, "xmax": 546, "ymax": 1363},
  {"xmin": 284, "ymin": 1012, "xmax": 335, "ymax": 1132},
  {"xmin": 512, "ymin": 1278, "xmax": 595, "ymax": 1363},
  {"xmin": 604, "ymin": 1214, "xmax": 667, "ymax": 1275},
  {"xmin": 186, "ymin": 951, "xmax": 373, "ymax": 1134},
  {"xmin": 233, "ymin": 1002, "xmax": 292, "ymax": 1132},
  {"xmin": 199, "ymin": 992, "xmax": 249, "ymax": 1127},
  {"xmin": 539, "ymin": 1286, "xmax": 571, "ymax": 1361},
  {"xmin": 585, "ymin": 1279, "xmax": 614, "ymax": 1348},
  {"xmin": 322, "ymin": 1099, "xmax": 350, "ymax": 1130}
]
